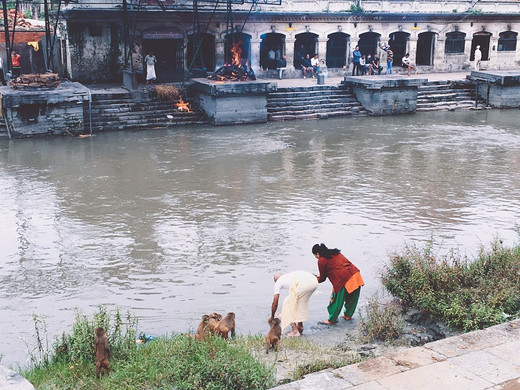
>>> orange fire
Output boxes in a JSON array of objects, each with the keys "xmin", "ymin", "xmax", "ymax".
[
  {"xmin": 230, "ymin": 41, "xmax": 243, "ymax": 67},
  {"xmin": 175, "ymin": 99, "xmax": 191, "ymax": 112}
]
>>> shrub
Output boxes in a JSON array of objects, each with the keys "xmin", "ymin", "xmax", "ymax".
[
  {"xmin": 359, "ymin": 294, "xmax": 404, "ymax": 342},
  {"xmin": 150, "ymin": 85, "xmax": 181, "ymax": 101},
  {"xmin": 381, "ymin": 239, "xmax": 520, "ymax": 331}
]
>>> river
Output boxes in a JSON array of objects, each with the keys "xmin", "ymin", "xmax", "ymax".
[{"xmin": 1, "ymin": 109, "xmax": 519, "ymax": 367}]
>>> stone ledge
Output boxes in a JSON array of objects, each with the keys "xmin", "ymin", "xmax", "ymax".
[{"xmin": 0, "ymin": 365, "xmax": 34, "ymax": 390}]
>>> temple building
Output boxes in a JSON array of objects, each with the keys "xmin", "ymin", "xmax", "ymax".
[{"xmin": 55, "ymin": 0, "xmax": 520, "ymax": 82}]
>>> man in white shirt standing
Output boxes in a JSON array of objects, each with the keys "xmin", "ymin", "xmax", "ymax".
[{"xmin": 271, "ymin": 270, "xmax": 319, "ymax": 337}]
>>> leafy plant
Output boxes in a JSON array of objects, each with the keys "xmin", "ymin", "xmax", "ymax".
[
  {"xmin": 359, "ymin": 294, "xmax": 404, "ymax": 342},
  {"xmin": 381, "ymin": 238, "xmax": 520, "ymax": 331}
]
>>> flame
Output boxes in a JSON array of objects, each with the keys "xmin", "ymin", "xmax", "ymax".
[
  {"xmin": 230, "ymin": 41, "xmax": 243, "ymax": 67},
  {"xmin": 175, "ymin": 99, "xmax": 191, "ymax": 112}
]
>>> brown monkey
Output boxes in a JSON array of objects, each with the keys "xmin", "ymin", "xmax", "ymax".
[
  {"xmin": 208, "ymin": 312, "xmax": 222, "ymax": 334},
  {"xmin": 94, "ymin": 327, "xmax": 110, "ymax": 378},
  {"xmin": 265, "ymin": 317, "xmax": 282, "ymax": 354},
  {"xmin": 195, "ymin": 314, "xmax": 211, "ymax": 340},
  {"xmin": 215, "ymin": 312, "xmax": 236, "ymax": 339}
]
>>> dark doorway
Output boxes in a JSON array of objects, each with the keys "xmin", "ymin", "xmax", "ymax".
[
  {"xmin": 358, "ymin": 32, "xmax": 381, "ymax": 56},
  {"xmin": 187, "ymin": 33, "xmax": 215, "ymax": 72},
  {"xmin": 143, "ymin": 38, "xmax": 184, "ymax": 82},
  {"xmin": 470, "ymin": 32, "xmax": 491, "ymax": 61},
  {"xmin": 416, "ymin": 32, "xmax": 436, "ymax": 65},
  {"xmin": 389, "ymin": 32, "xmax": 409, "ymax": 66},
  {"xmin": 225, "ymin": 32, "xmax": 251, "ymax": 66},
  {"xmin": 260, "ymin": 33, "xmax": 285, "ymax": 70},
  {"xmin": 294, "ymin": 32, "xmax": 318, "ymax": 68},
  {"xmin": 10, "ymin": 42, "xmax": 46, "ymax": 74},
  {"xmin": 327, "ymin": 32, "xmax": 349, "ymax": 68}
]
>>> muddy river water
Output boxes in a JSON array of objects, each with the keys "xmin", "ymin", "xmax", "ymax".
[{"xmin": 1, "ymin": 109, "xmax": 519, "ymax": 367}]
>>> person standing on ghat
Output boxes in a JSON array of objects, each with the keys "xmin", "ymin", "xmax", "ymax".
[
  {"xmin": 352, "ymin": 45, "xmax": 362, "ymax": 76},
  {"xmin": 380, "ymin": 43, "xmax": 393, "ymax": 74},
  {"xmin": 312, "ymin": 243, "xmax": 364, "ymax": 325},
  {"xmin": 11, "ymin": 50, "xmax": 21, "ymax": 78}
]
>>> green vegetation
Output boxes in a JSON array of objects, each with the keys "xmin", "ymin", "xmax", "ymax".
[
  {"xmin": 381, "ymin": 238, "xmax": 520, "ymax": 332},
  {"xmin": 359, "ymin": 294, "xmax": 404, "ymax": 342},
  {"xmin": 349, "ymin": 0, "xmax": 364, "ymax": 13},
  {"xmin": 22, "ymin": 306, "xmax": 275, "ymax": 389}
]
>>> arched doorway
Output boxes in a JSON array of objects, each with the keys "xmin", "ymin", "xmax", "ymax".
[
  {"xmin": 416, "ymin": 32, "xmax": 436, "ymax": 65},
  {"xmin": 389, "ymin": 31, "xmax": 409, "ymax": 66},
  {"xmin": 225, "ymin": 32, "xmax": 251, "ymax": 65},
  {"xmin": 260, "ymin": 33, "xmax": 285, "ymax": 70},
  {"xmin": 326, "ymin": 32, "xmax": 350, "ymax": 68},
  {"xmin": 143, "ymin": 30, "xmax": 185, "ymax": 82},
  {"xmin": 471, "ymin": 32, "xmax": 492, "ymax": 61},
  {"xmin": 358, "ymin": 32, "xmax": 381, "ymax": 56},
  {"xmin": 294, "ymin": 32, "xmax": 318, "ymax": 68},
  {"xmin": 187, "ymin": 32, "xmax": 215, "ymax": 72}
]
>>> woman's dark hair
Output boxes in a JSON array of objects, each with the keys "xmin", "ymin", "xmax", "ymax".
[{"xmin": 312, "ymin": 243, "xmax": 340, "ymax": 259}]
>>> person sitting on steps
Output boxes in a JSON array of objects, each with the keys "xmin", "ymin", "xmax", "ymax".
[{"xmin": 301, "ymin": 54, "xmax": 314, "ymax": 79}]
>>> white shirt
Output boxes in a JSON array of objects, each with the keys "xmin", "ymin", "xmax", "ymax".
[
  {"xmin": 311, "ymin": 57, "xmax": 319, "ymax": 67},
  {"xmin": 274, "ymin": 272, "xmax": 295, "ymax": 295}
]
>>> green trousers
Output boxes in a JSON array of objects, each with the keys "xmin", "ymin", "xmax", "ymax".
[{"xmin": 327, "ymin": 286, "xmax": 361, "ymax": 323}]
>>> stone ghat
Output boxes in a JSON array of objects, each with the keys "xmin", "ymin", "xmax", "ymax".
[{"xmin": 272, "ymin": 319, "xmax": 520, "ymax": 390}]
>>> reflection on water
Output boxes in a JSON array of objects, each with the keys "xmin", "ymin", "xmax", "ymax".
[{"xmin": 1, "ymin": 109, "xmax": 519, "ymax": 366}]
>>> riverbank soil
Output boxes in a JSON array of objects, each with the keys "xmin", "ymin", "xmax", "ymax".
[{"xmin": 257, "ymin": 308, "xmax": 459, "ymax": 384}]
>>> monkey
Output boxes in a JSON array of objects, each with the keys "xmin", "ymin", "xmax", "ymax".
[
  {"xmin": 94, "ymin": 327, "xmax": 110, "ymax": 378},
  {"xmin": 265, "ymin": 317, "xmax": 282, "ymax": 354},
  {"xmin": 208, "ymin": 312, "xmax": 222, "ymax": 334},
  {"xmin": 215, "ymin": 312, "xmax": 236, "ymax": 339},
  {"xmin": 195, "ymin": 314, "xmax": 211, "ymax": 340}
]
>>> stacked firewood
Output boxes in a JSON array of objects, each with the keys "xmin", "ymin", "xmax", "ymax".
[
  {"xmin": 7, "ymin": 9, "xmax": 32, "ymax": 28},
  {"xmin": 10, "ymin": 73, "xmax": 60, "ymax": 89}
]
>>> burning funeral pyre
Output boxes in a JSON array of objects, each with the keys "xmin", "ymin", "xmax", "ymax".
[
  {"xmin": 208, "ymin": 41, "xmax": 256, "ymax": 81},
  {"xmin": 175, "ymin": 99, "xmax": 191, "ymax": 112}
]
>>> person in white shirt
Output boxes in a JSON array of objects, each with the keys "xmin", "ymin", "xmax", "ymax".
[
  {"xmin": 401, "ymin": 53, "xmax": 417, "ymax": 76},
  {"xmin": 271, "ymin": 270, "xmax": 319, "ymax": 337},
  {"xmin": 311, "ymin": 54, "xmax": 320, "ymax": 75}
]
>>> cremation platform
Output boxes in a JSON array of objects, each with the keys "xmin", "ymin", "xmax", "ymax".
[
  {"xmin": 343, "ymin": 75, "xmax": 427, "ymax": 115},
  {"xmin": 190, "ymin": 78, "xmax": 276, "ymax": 125},
  {"xmin": 1, "ymin": 81, "xmax": 90, "ymax": 137},
  {"xmin": 468, "ymin": 71, "xmax": 520, "ymax": 108}
]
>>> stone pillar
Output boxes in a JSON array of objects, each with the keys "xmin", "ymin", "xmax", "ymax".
[
  {"xmin": 250, "ymin": 38, "xmax": 261, "ymax": 73},
  {"xmin": 215, "ymin": 38, "xmax": 226, "ymax": 69},
  {"xmin": 489, "ymin": 36, "xmax": 499, "ymax": 67},
  {"xmin": 184, "ymin": 38, "xmax": 189, "ymax": 73},
  {"xmin": 318, "ymin": 37, "xmax": 328, "ymax": 60},
  {"xmin": 285, "ymin": 38, "xmax": 296, "ymax": 71}
]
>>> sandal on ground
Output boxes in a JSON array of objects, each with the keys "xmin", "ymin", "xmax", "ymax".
[
  {"xmin": 341, "ymin": 315, "xmax": 352, "ymax": 320},
  {"xmin": 319, "ymin": 320, "xmax": 337, "ymax": 325}
]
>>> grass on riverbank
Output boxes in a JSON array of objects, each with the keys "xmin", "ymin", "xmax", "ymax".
[
  {"xmin": 381, "ymin": 238, "xmax": 520, "ymax": 331},
  {"xmin": 21, "ymin": 306, "xmax": 365, "ymax": 389}
]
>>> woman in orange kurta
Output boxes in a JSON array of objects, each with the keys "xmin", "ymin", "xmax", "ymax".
[{"xmin": 312, "ymin": 243, "xmax": 364, "ymax": 325}]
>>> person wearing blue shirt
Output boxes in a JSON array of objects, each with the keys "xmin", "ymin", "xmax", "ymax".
[{"xmin": 352, "ymin": 45, "xmax": 362, "ymax": 76}]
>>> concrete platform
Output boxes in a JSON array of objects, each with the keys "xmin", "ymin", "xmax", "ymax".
[
  {"xmin": 271, "ymin": 319, "xmax": 520, "ymax": 390},
  {"xmin": 467, "ymin": 71, "xmax": 520, "ymax": 108}
]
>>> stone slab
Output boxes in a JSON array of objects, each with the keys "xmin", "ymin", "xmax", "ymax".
[
  {"xmin": 469, "ymin": 71, "xmax": 520, "ymax": 85},
  {"xmin": 349, "ymin": 381, "xmax": 388, "ymax": 390},
  {"xmin": 1, "ymin": 82, "xmax": 90, "ymax": 107},
  {"xmin": 335, "ymin": 356, "xmax": 405, "ymax": 386},
  {"xmin": 272, "ymin": 371, "xmax": 352, "ymax": 390},
  {"xmin": 386, "ymin": 346, "xmax": 447, "ymax": 369},
  {"xmin": 190, "ymin": 78, "xmax": 276, "ymax": 96},
  {"xmin": 0, "ymin": 365, "xmax": 34, "ymax": 389},
  {"xmin": 377, "ymin": 361, "xmax": 494, "ymax": 390},
  {"xmin": 451, "ymin": 350, "xmax": 520, "ymax": 385},
  {"xmin": 488, "ymin": 340, "xmax": 520, "ymax": 366},
  {"xmin": 343, "ymin": 75, "xmax": 427, "ymax": 90}
]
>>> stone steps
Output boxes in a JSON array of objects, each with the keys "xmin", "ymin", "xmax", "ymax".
[
  {"xmin": 415, "ymin": 81, "xmax": 482, "ymax": 111},
  {"xmin": 86, "ymin": 92, "xmax": 207, "ymax": 131},
  {"xmin": 266, "ymin": 85, "xmax": 366, "ymax": 121}
]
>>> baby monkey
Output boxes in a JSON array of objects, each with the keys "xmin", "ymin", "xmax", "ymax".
[
  {"xmin": 94, "ymin": 327, "xmax": 110, "ymax": 378},
  {"xmin": 265, "ymin": 317, "xmax": 282, "ymax": 354}
]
